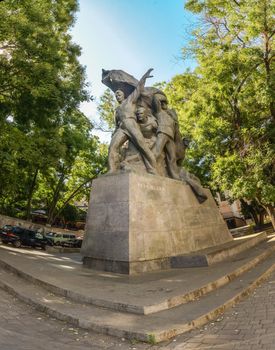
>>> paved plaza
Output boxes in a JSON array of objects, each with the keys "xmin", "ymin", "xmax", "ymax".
[{"xmin": 0, "ymin": 271, "xmax": 275, "ymax": 350}]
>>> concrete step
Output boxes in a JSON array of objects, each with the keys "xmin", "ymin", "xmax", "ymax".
[
  {"xmin": 0, "ymin": 248, "xmax": 275, "ymax": 343},
  {"xmin": 171, "ymin": 231, "xmax": 268, "ymax": 267},
  {"xmin": 0, "ymin": 234, "xmax": 273, "ymax": 316},
  {"xmin": 46, "ymin": 246, "xmax": 81, "ymax": 254}
]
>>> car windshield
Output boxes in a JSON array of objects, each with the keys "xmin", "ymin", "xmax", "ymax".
[
  {"xmin": 47, "ymin": 232, "xmax": 56, "ymax": 237},
  {"xmin": 3, "ymin": 225, "xmax": 13, "ymax": 230},
  {"xmin": 13, "ymin": 227, "xmax": 24, "ymax": 234}
]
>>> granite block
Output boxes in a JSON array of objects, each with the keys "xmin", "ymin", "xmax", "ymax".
[{"xmin": 81, "ymin": 172, "xmax": 233, "ymax": 274}]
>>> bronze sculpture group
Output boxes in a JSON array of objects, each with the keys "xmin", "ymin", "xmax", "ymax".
[{"xmin": 102, "ymin": 68, "xmax": 207, "ymax": 203}]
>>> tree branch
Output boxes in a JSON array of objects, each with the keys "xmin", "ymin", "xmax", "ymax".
[
  {"xmin": 51, "ymin": 176, "xmax": 96, "ymax": 224},
  {"xmin": 268, "ymin": 30, "xmax": 275, "ymax": 40},
  {"xmin": 233, "ymin": 61, "xmax": 263, "ymax": 98},
  {"xmin": 93, "ymin": 121, "xmax": 113, "ymax": 133}
]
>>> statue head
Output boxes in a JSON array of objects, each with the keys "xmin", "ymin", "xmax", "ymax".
[
  {"xmin": 115, "ymin": 89, "xmax": 125, "ymax": 104},
  {"xmin": 136, "ymin": 106, "xmax": 148, "ymax": 123},
  {"xmin": 160, "ymin": 98, "xmax": 168, "ymax": 110}
]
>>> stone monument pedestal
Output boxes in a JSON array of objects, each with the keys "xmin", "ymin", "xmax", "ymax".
[{"xmin": 81, "ymin": 172, "xmax": 233, "ymax": 274}]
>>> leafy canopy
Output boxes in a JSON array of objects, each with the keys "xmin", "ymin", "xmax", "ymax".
[{"xmin": 165, "ymin": 0, "xmax": 275, "ymax": 215}]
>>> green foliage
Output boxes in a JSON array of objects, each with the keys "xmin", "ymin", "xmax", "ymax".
[
  {"xmin": 96, "ymin": 88, "xmax": 116, "ymax": 132},
  {"xmin": 166, "ymin": 0, "xmax": 275, "ymax": 213},
  {"xmin": 147, "ymin": 334, "xmax": 157, "ymax": 345},
  {"xmin": 60, "ymin": 203, "xmax": 80, "ymax": 223},
  {"xmin": 0, "ymin": 0, "xmax": 108, "ymax": 225},
  {"xmin": 0, "ymin": 0, "xmax": 90, "ymax": 128}
]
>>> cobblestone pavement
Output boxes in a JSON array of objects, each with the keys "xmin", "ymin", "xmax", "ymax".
[
  {"xmin": 0, "ymin": 288, "xmax": 153, "ymax": 350},
  {"xmin": 161, "ymin": 272, "xmax": 275, "ymax": 350},
  {"xmin": 0, "ymin": 273, "xmax": 275, "ymax": 350}
]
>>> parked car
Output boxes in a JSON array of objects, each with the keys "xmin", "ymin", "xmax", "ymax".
[
  {"xmin": 0, "ymin": 225, "xmax": 14, "ymax": 237},
  {"xmin": 45, "ymin": 232, "xmax": 56, "ymax": 240},
  {"xmin": 1, "ymin": 224, "xmax": 14, "ymax": 233},
  {"xmin": 61, "ymin": 236, "xmax": 83, "ymax": 248},
  {"xmin": 1, "ymin": 226, "xmax": 53, "ymax": 249},
  {"xmin": 0, "ymin": 225, "xmax": 19, "ymax": 241},
  {"xmin": 47, "ymin": 232, "xmax": 77, "ymax": 246},
  {"xmin": 74, "ymin": 236, "xmax": 83, "ymax": 248}
]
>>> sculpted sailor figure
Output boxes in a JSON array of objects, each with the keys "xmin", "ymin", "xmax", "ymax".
[
  {"xmin": 120, "ymin": 106, "xmax": 158, "ymax": 171},
  {"xmin": 105, "ymin": 69, "xmax": 157, "ymax": 175},
  {"xmin": 101, "ymin": 67, "xmax": 208, "ymax": 204},
  {"xmin": 152, "ymin": 93, "xmax": 181, "ymax": 180}
]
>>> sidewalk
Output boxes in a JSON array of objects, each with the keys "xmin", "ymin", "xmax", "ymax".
[
  {"xmin": 0, "ymin": 236, "xmax": 275, "ymax": 345},
  {"xmin": 0, "ymin": 270, "xmax": 275, "ymax": 349},
  {"xmin": 0, "ymin": 234, "xmax": 272, "ymax": 314},
  {"xmin": 163, "ymin": 272, "xmax": 275, "ymax": 350}
]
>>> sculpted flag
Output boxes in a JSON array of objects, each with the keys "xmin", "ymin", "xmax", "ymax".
[
  {"xmin": 102, "ymin": 69, "xmax": 165, "ymax": 109},
  {"xmin": 102, "ymin": 69, "xmax": 138, "ymax": 98}
]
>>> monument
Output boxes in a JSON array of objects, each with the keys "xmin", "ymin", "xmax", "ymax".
[{"xmin": 81, "ymin": 68, "xmax": 233, "ymax": 274}]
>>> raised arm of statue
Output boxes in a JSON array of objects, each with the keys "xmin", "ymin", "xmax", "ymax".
[{"xmin": 128, "ymin": 68, "xmax": 154, "ymax": 104}]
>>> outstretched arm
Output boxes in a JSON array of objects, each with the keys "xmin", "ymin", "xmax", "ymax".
[{"xmin": 128, "ymin": 68, "xmax": 153, "ymax": 104}]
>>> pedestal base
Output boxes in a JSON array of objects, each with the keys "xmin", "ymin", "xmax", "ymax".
[{"xmin": 81, "ymin": 172, "xmax": 233, "ymax": 274}]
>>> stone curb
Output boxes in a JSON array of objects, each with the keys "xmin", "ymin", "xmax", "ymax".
[
  {"xmin": 45, "ymin": 247, "xmax": 81, "ymax": 253},
  {"xmin": 0, "ymin": 237, "xmax": 274, "ymax": 316},
  {"xmin": 0, "ymin": 261, "xmax": 275, "ymax": 343},
  {"xmin": 0, "ymin": 275, "xmax": 149, "ymax": 342},
  {"xmin": 206, "ymin": 231, "xmax": 267, "ymax": 264},
  {"xmin": 0, "ymin": 257, "xmax": 145, "ymax": 314},
  {"xmin": 145, "ymin": 242, "xmax": 275, "ymax": 314},
  {"xmin": 153, "ymin": 263, "xmax": 275, "ymax": 342}
]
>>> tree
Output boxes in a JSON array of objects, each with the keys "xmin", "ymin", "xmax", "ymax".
[
  {"xmin": 0, "ymin": 0, "xmax": 110, "ymax": 224},
  {"xmin": 95, "ymin": 88, "xmax": 116, "ymax": 133},
  {"xmin": 0, "ymin": 0, "xmax": 90, "ymax": 129},
  {"xmin": 165, "ymin": 0, "xmax": 275, "ymax": 227},
  {"xmin": 45, "ymin": 137, "xmax": 108, "ymax": 226},
  {"xmin": 32, "ymin": 110, "xmax": 105, "ymax": 225}
]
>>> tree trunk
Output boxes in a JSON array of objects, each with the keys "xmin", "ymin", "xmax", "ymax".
[
  {"xmin": 254, "ymin": 198, "xmax": 267, "ymax": 228},
  {"xmin": 262, "ymin": 0, "xmax": 275, "ymax": 122},
  {"xmin": 26, "ymin": 168, "xmax": 39, "ymax": 221},
  {"xmin": 265, "ymin": 204, "xmax": 275, "ymax": 231},
  {"xmin": 251, "ymin": 209, "xmax": 260, "ymax": 226},
  {"xmin": 47, "ymin": 173, "xmax": 66, "ymax": 225},
  {"xmin": 240, "ymin": 198, "xmax": 259, "ymax": 225},
  {"xmin": 259, "ymin": 211, "xmax": 265, "ymax": 227},
  {"xmin": 51, "ymin": 178, "xmax": 93, "ymax": 225}
]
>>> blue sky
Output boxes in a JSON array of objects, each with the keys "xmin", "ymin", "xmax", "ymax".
[{"xmin": 71, "ymin": 0, "xmax": 196, "ymax": 139}]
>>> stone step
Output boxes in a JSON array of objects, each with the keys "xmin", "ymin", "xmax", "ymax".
[
  {"xmin": 171, "ymin": 231, "xmax": 268, "ymax": 267},
  {"xmin": 0, "ymin": 250, "xmax": 275, "ymax": 343},
  {"xmin": 45, "ymin": 246, "xmax": 81, "ymax": 254},
  {"xmin": 0, "ymin": 234, "xmax": 273, "ymax": 316}
]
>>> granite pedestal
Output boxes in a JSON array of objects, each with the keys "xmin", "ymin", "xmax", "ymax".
[{"xmin": 81, "ymin": 172, "xmax": 233, "ymax": 274}]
